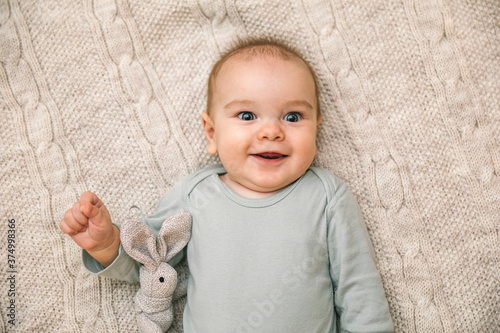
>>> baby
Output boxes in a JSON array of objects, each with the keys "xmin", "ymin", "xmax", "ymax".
[{"xmin": 60, "ymin": 38, "xmax": 394, "ymax": 332}]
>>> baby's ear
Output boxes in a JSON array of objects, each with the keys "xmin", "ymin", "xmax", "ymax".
[{"xmin": 202, "ymin": 112, "xmax": 217, "ymax": 155}]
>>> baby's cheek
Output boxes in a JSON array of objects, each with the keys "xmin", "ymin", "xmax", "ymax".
[
  {"xmin": 296, "ymin": 135, "xmax": 317, "ymax": 152},
  {"xmin": 218, "ymin": 151, "xmax": 240, "ymax": 171}
]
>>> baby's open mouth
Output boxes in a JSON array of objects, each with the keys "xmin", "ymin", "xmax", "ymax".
[{"xmin": 252, "ymin": 152, "xmax": 287, "ymax": 160}]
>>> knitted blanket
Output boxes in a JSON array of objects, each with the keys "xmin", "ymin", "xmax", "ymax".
[{"xmin": 0, "ymin": 0, "xmax": 498, "ymax": 332}]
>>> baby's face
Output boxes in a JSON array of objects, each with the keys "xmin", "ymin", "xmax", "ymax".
[{"xmin": 203, "ymin": 55, "xmax": 321, "ymax": 197}]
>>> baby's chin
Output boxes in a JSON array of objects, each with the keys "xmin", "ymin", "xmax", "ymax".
[
  {"xmin": 245, "ymin": 184, "xmax": 288, "ymax": 198},
  {"xmin": 222, "ymin": 173, "xmax": 300, "ymax": 199}
]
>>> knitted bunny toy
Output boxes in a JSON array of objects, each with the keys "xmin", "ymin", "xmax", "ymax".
[{"xmin": 120, "ymin": 212, "xmax": 192, "ymax": 333}]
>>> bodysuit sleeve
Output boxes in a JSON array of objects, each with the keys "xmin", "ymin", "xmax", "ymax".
[
  {"xmin": 327, "ymin": 185, "xmax": 394, "ymax": 333},
  {"xmin": 81, "ymin": 179, "xmax": 187, "ymax": 282}
]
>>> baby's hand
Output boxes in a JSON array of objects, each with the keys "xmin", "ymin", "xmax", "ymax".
[{"xmin": 60, "ymin": 192, "xmax": 120, "ymax": 266}]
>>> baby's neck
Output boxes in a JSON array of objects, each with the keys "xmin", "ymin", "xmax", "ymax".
[{"xmin": 219, "ymin": 174, "xmax": 286, "ymax": 199}]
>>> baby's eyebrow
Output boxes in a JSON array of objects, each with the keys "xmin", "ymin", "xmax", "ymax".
[
  {"xmin": 284, "ymin": 100, "xmax": 314, "ymax": 110},
  {"xmin": 223, "ymin": 99, "xmax": 256, "ymax": 110}
]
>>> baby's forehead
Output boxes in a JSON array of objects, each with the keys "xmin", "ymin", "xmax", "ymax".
[{"xmin": 207, "ymin": 43, "xmax": 321, "ymax": 115}]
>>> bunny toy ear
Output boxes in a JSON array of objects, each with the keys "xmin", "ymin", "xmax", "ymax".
[
  {"xmin": 120, "ymin": 219, "xmax": 161, "ymax": 272},
  {"xmin": 157, "ymin": 212, "xmax": 192, "ymax": 263}
]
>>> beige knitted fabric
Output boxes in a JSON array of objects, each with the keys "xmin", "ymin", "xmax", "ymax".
[{"xmin": 0, "ymin": 0, "xmax": 498, "ymax": 332}]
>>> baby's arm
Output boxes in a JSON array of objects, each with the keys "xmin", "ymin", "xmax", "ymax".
[
  {"xmin": 328, "ymin": 186, "xmax": 394, "ymax": 333},
  {"xmin": 59, "ymin": 192, "xmax": 120, "ymax": 267},
  {"xmin": 61, "ymin": 181, "xmax": 187, "ymax": 280}
]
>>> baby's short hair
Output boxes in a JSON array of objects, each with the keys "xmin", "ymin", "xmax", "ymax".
[{"xmin": 206, "ymin": 37, "xmax": 320, "ymax": 116}]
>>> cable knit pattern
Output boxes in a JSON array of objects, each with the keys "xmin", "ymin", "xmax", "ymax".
[{"xmin": 0, "ymin": 1, "xmax": 498, "ymax": 332}]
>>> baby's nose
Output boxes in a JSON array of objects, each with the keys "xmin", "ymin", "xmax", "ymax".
[{"xmin": 257, "ymin": 121, "xmax": 284, "ymax": 141}]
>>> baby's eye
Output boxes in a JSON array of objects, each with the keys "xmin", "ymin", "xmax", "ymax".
[
  {"xmin": 283, "ymin": 112, "xmax": 302, "ymax": 123},
  {"xmin": 237, "ymin": 112, "xmax": 256, "ymax": 121}
]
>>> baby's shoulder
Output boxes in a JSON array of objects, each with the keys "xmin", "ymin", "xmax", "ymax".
[
  {"xmin": 182, "ymin": 164, "xmax": 225, "ymax": 194},
  {"xmin": 307, "ymin": 167, "xmax": 349, "ymax": 203},
  {"xmin": 156, "ymin": 164, "xmax": 225, "ymax": 207}
]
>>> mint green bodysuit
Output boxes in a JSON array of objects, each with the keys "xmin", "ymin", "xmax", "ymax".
[{"xmin": 83, "ymin": 164, "xmax": 394, "ymax": 332}]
